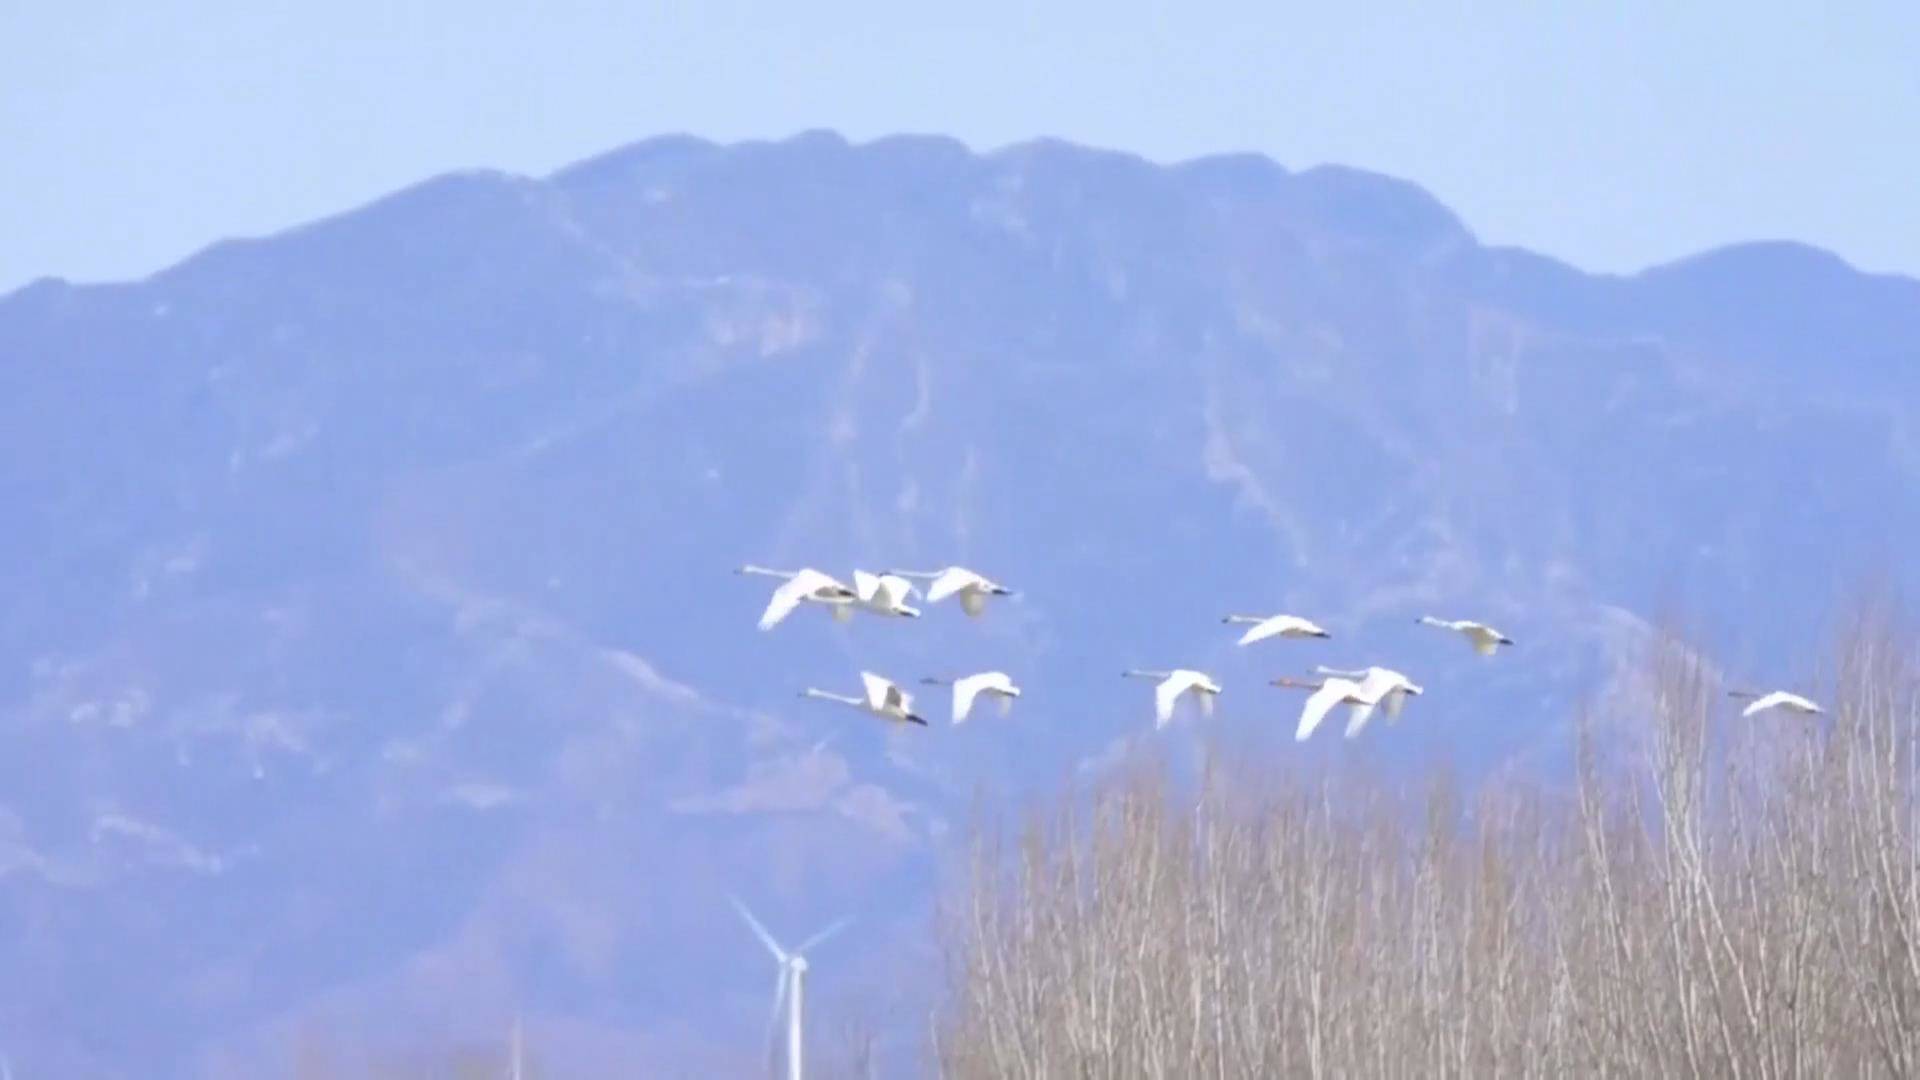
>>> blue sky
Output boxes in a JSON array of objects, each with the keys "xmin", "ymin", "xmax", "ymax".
[{"xmin": 4, "ymin": 0, "xmax": 1917, "ymax": 293}]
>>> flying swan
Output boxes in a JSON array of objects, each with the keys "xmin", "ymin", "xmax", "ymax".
[
  {"xmin": 1122, "ymin": 669, "xmax": 1222, "ymax": 729},
  {"xmin": 921, "ymin": 672, "xmax": 1022, "ymax": 724},
  {"xmin": 851, "ymin": 570, "xmax": 922, "ymax": 618},
  {"xmin": 1417, "ymin": 615, "xmax": 1515, "ymax": 655},
  {"xmin": 1727, "ymin": 689, "xmax": 1824, "ymax": 718},
  {"xmin": 736, "ymin": 565, "xmax": 859, "ymax": 630},
  {"xmin": 1314, "ymin": 665, "xmax": 1424, "ymax": 721},
  {"xmin": 1271, "ymin": 675, "xmax": 1380, "ymax": 740},
  {"xmin": 885, "ymin": 566, "xmax": 1016, "ymax": 616},
  {"xmin": 1222, "ymin": 613, "xmax": 1332, "ymax": 646},
  {"xmin": 800, "ymin": 672, "xmax": 928, "ymax": 726}
]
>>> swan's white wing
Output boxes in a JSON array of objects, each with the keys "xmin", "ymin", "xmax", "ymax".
[
  {"xmin": 951, "ymin": 673, "xmax": 992, "ymax": 724},
  {"xmin": 1238, "ymin": 615, "xmax": 1319, "ymax": 645},
  {"xmin": 788, "ymin": 568, "xmax": 838, "ymax": 597},
  {"xmin": 832, "ymin": 603, "xmax": 854, "ymax": 623},
  {"xmin": 1236, "ymin": 616, "xmax": 1286, "ymax": 645},
  {"xmin": 1741, "ymin": 691, "xmax": 1817, "ymax": 717},
  {"xmin": 925, "ymin": 567, "xmax": 979, "ymax": 603},
  {"xmin": 1472, "ymin": 635, "xmax": 1499, "ymax": 656},
  {"xmin": 859, "ymin": 672, "xmax": 892, "ymax": 711},
  {"xmin": 1381, "ymin": 687, "xmax": 1408, "ymax": 718},
  {"xmin": 1153, "ymin": 677, "xmax": 1183, "ymax": 729},
  {"xmin": 852, "ymin": 570, "xmax": 882, "ymax": 602},
  {"xmin": 1296, "ymin": 681, "xmax": 1352, "ymax": 742},
  {"xmin": 959, "ymin": 589, "xmax": 987, "ymax": 617},
  {"xmin": 878, "ymin": 574, "xmax": 917, "ymax": 604},
  {"xmin": 758, "ymin": 577, "xmax": 812, "ymax": 630},
  {"xmin": 1342, "ymin": 699, "xmax": 1379, "ymax": 739},
  {"xmin": 1351, "ymin": 668, "xmax": 1396, "ymax": 702}
]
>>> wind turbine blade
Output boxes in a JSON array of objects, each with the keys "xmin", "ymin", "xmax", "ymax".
[
  {"xmin": 798, "ymin": 915, "xmax": 851, "ymax": 954},
  {"xmin": 730, "ymin": 895, "xmax": 789, "ymax": 961}
]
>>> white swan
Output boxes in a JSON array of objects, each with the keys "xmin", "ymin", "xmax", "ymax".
[
  {"xmin": 1728, "ymin": 689, "xmax": 1824, "ymax": 718},
  {"xmin": 1121, "ymin": 669, "xmax": 1221, "ymax": 729},
  {"xmin": 1315, "ymin": 666, "xmax": 1424, "ymax": 720},
  {"xmin": 1271, "ymin": 676, "xmax": 1379, "ymax": 740},
  {"xmin": 1417, "ymin": 615, "xmax": 1514, "ymax": 655},
  {"xmin": 1222, "ymin": 613, "xmax": 1331, "ymax": 646},
  {"xmin": 921, "ymin": 672, "xmax": 1022, "ymax": 724},
  {"xmin": 885, "ymin": 566, "xmax": 1015, "ymax": 616},
  {"xmin": 851, "ymin": 570, "xmax": 922, "ymax": 618},
  {"xmin": 736, "ymin": 565, "xmax": 858, "ymax": 630},
  {"xmin": 800, "ymin": 672, "xmax": 928, "ymax": 726}
]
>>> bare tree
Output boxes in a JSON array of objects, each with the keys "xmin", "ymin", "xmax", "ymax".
[{"xmin": 936, "ymin": 616, "xmax": 1919, "ymax": 1078}]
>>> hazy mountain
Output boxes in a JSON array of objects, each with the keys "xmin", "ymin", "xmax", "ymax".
[{"xmin": 2, "ymin": 129, "xmax": 1916, "ymax": 1076}]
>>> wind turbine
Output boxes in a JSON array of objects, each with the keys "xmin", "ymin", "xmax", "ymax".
[{"xmin": 732, "ymin": 895, "xmax": 849, "ymax": 1080}]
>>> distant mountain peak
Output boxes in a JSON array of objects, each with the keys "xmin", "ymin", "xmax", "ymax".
[
  {"xmin": 1173, "ymin": 151, "xmax": 1292, "ymax": 190},
  {"xmin": 547, "ymin": 132, "xmax": 724, "ymax": 189},
  {"xmin": 1286, "ymin": 162, "xmax": 1473, "ymax": 252},
  {"xmin": 1642, "ymin": 238, "xmax": 1864, "ymax": 284}
]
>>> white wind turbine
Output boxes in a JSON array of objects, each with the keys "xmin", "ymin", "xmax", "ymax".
[{"xmin": 732, "ymin": 896, "xmax": 850, "ymax": 1080}]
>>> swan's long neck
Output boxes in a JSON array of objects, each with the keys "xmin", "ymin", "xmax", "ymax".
[
  {"xmin": 1272, "ymin": 677, "xmax": 1325, "ymax": 690},
  {"xmin": 886, "ymin": 569, "xmax": 943, "ymax": 580},
  {"xmin": 737, "ymin": 565, "xmax": 795, "ymax": 580},
  {"xmin": 1315, "ymin": 665, "xmax": 1365, "ymax": 679},
  {"xmin": 920, "ymin": 676, "xmax": 954, "ymax": 686},
  {"xmin": 801, "ymin": 688, "xmax": 864, "ymax": 707},
  {"xmin": 1418, "ymin": 616, "xmax": 1450, "ymax": 629},
  {"xmin": 1727, "ymin": 689, "xmax": 1760, "ymax": 700},
  {"xmin": 1222, "ymin": 615, "xmax": 1263, "ymax": 625},
  {"xmin": 1123, "ymin": 669, "xmax": 1172, "ymax": 680}
]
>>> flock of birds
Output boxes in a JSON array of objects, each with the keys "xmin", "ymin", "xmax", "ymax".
[{"xmin": 733, "ymin": 564, "xmax": 1828, "ymax": 739}]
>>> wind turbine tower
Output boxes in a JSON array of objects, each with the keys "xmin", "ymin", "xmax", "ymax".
[{"xmin": 731, "ymin": 896, "xmax": 848, "ymax": 1080}]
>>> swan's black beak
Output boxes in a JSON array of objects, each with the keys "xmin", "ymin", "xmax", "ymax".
[
  {"xmin": 1499, "ymin": 637, "xmax": 1516, "ymax": 646},
  {"xmin": 905, "ymin": 713, "xmax": 928, "ymax": 726},
  {"xmin": 992, "ymin": 586, "xmax": 1013, "ymax": 595},
  {"xmin": 1315, "ymin": 630, "xmax": 1332, "ymax": 639}
]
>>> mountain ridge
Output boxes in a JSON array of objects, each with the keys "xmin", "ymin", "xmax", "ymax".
[{"xmin": 13, "ymin": 130, "xmax": 1918, "ymax": 305}]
